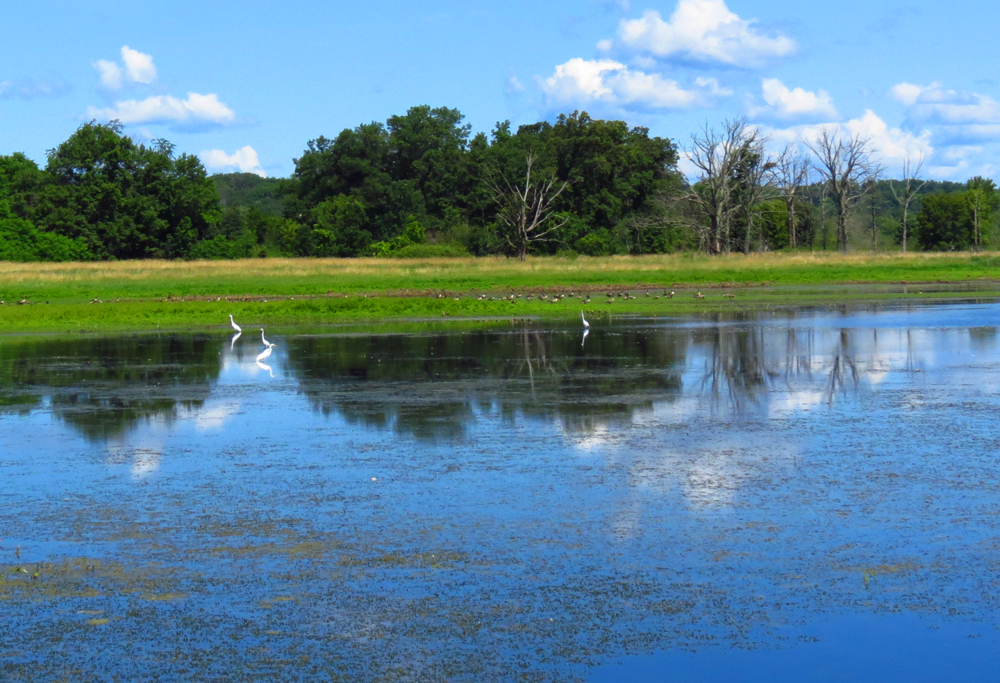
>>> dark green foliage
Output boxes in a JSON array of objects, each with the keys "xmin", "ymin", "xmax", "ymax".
[
  {"xmin": 0, "ymin": 122, "xmax": 221, "ymax": 261},
  {"xmin": 4, "ymin": 112, "xmax": 999, "ymax": 262},
  {"xmin": 308, "ymin": 195, "xmax": 372, "ymax": 257},
  {"xmin": 39, "ymin": 122, "xmax": 220, "ymax": 259},
  {"xmin": 757, "ymin": 200, "xmax": 791, "ymax": 251},
  {"xmin": 915, "ymin": 193, "xmax": 973, "ymax": 250},
  {"xmin": 289, "ymin": 107, "xmax": 682, "ymax": 257},
  {"xmin": 391, "ymin": 243, "xmax": 469, "ymax": 258},
  {"xmin": 212, "ymin": 173, "xmax": 286, "ymax": 216},
  {"xmin": 0, "ymin": 205, "xmax": 90, "ymax": 262}
]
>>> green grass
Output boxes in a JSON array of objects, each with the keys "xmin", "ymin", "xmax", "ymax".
[{"xmin": 2, "ymin": 252, "xmax": 999, "ymax": 333}]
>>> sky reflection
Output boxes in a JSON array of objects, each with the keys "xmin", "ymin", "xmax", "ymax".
[{"xmin": 3, "ymin": 302, "xmax": 1000, "ymax": 681}]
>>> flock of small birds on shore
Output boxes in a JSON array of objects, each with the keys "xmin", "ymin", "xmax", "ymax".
[{"xmin": 430, "ymin": 289, "xmax": 734, "ymax": 302}]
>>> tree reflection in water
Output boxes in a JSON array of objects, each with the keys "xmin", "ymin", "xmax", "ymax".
[
  {"xmin": 0, "ymin": 334, "xmax": 222, "ymax": 441},
  {"xmin": 1, "ymin": 313, "xmax": 985, "ymax": 444},
  {"xmin": 286, "ymin": 326, "xmax": 686, "ymax": 441}
]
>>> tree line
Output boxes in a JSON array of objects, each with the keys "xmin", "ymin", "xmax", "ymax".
[{"xmin": 0, "ymin": 109, "xmax": 996, "ymax": 262}]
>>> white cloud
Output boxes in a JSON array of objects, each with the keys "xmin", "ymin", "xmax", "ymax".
[
  {"xmin": 88, "ymin": 92, "xmax": 236, "ymax": 129},
  {"xmin": 92, "ymin": 46, "xmax": 156, "ymax": 89},
  {"xmin": 889, "ymin": 81, "xmax": 935, "ymax": 107},
  {"xmin": 614, "ymin": 0, "xmax": 796, "ymax": 66},
  {"xmin": 540, "ymin": 57, "xmax": 730, "ymax": 111},
  {"xmin": 750, "ymin": 78, "xmax": 838, "ymax": 120},
  {"xmin": 889, "ymin": 82, "xmax": 1000, "ymax": 154},
  {"xmin": 764, "ymin": 110, "xmax": 933, "ymax": 173},
  {"xmin": 200, "ymin": 146, "xmax": 266, "ymax": 177},
  {"xmin": 843, "ymin": 110, "xmax": 932, "ymax": 162},
  {"xmin": 94, "ymin": 59, "xmax": 123, "ymax": 89},
  {"xmin": 121, "ymin": 46, "xmax": 156, "ymax": 84}
]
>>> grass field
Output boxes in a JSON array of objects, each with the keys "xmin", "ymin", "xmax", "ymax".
[{"xmin": 1, "ymin": 252, "xmax": 999, "ymax": 333}]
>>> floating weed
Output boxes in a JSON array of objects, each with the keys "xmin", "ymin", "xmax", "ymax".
[{"xmin": 139, "ymin": 593, "xmax": 187, "ymax": 602}]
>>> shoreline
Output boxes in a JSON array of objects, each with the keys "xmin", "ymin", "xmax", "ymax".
[{"xmin": 1, "ymin": 253, "xmax": 1000, "ymax": 333}]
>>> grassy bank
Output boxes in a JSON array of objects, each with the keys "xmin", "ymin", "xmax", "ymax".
[{"xmin": 1, "ymin": 252, "xmax": 999, "ymax": 333}]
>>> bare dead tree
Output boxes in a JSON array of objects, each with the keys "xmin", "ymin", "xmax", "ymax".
[
  {"xmin": 888, "ymin": 155, "xmax": 927, "ymax": 253},
  {"xmin": 769, "ymin": 144, "xmax": 811, "ymax": 249},
  {"xmin": 687, "ymin": 118, "xmax": 760, "ymax": 254},
  {"xmin": 490, "ymin": 153, "xmax": 570, "ymax": 261},
  {"xmin": 804, "ymin": 129, "xmax": 882, "ymax": 252},
  {"xmin": 733, "ymin": 136, "xmax": 774, "ymax": 255}
]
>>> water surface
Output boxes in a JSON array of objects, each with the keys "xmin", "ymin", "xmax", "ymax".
[{"xmin": 2, "ymin": 302, "xmax": 1000, "ymax": 681}]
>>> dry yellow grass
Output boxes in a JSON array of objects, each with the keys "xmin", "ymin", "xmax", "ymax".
[{"xmin": 1, "ymin": 251, "xmax": 997, "ymax": 287}]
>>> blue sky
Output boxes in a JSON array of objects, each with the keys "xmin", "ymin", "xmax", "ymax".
[{"xmin": 1, "ymin": 0, "xmax": 997, "ymax": 180}]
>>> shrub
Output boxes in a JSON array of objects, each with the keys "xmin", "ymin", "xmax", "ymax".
[
  {"xmin": 0, "ymin": 216, "xmax": 91, "ymax": 262},
  {"xmin": 391, "ymin": 243, "xmax": 469, "ymax": 258},
  {"xmin": 187, "ymin": 231, "xmax": 258, "ymax": 260},
  {"xmin": 575, "ymin": 229, "xmax": 615, "ymax": 256}
]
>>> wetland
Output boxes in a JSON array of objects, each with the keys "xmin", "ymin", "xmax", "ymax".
[{"xmin": 2, "ymin": 299, "xmax": 1000, "ymax": 681}]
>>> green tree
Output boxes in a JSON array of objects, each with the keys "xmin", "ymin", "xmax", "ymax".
[
  {"xmin": 310, "ymin": 195, "xmax": 371, "ymax": 256},
  {"xmin": 0, "ymin": 153, "xmax": 47, "ymax": 220},
  {"xmin": 36, "ymin": 121, "xmax": 219, "ymax": 259},
  {"xmin": 966, "ymin": 176, "xmax": 998, "ymax": 250},
  {"xmin": 914, "ymin": 192, "xmax": 974, "ymax": 250},
  {"xmin": 386, "ymin": 105, "xmax": 473, "ymax": 221}
]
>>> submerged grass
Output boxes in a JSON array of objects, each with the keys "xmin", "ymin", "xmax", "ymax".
[{"xmin": 1, "ymin": 252, "xmax": 999, "ymax": 332}]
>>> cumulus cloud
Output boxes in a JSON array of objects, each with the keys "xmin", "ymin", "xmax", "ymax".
[
  {"xmin": 121, "ymin": 46, "xmax": 156, "ymax": 84},
  {"xmin": 200, "ymin": 146, "xmax": 266, "ymax": 177},
  {"xmin": 0, "ymin": 76, "xmax": 71, "ymax": 99},
  {"xmin": 889, "ymin": 81, "xmax": 934, "ymax": 107},
  {"xmin": 87, "ymin": 92, "xmax": 236, "ymax": 129},
  {"xmin": 765, "ymin": 110, "xmax": 932, "ymax": 169},
  {"xmin": 94, "ymin": 59, "xmax": 123, "ymax": 89},
  {"xmin": 889, "ymin": 81, "xmax": 1000, "ymax": 148},
  {"xmin": 612, "ymin": 0, "xmax": 796, "ymax": 66},
  {"xmin": 750, "ymin": 78, "xmax": 838, "ymax": 121},
  {"xmin": 93, "ymin": 46, "xmax": 156, "ymax": 89},
  {"xmin": 540, "ymin": 57, "xmax": 730, "ymax": 111}
]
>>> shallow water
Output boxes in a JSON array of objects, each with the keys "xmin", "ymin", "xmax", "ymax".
[{"xmin": 2, "ymin": 302, "xmax": 1000, "ymax": 681}]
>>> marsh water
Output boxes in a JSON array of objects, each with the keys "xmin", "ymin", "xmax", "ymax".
[{"xmin": 3, "ymin": 301, "xmax": 1000, "ymax": 681}]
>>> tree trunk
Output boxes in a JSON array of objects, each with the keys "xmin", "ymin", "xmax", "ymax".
[
  {"xmin": 787, "ymin": 197, "xmax": 797, "ymax": 249},
  {"xmin": 901, "ymin": 205, "xmax": 908, "ymax": 253},
  {"xmin": 837, "ymin": 206, "xmax": 848, "ymax": 252}
]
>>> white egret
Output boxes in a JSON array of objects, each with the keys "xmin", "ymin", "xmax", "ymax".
[
  {"xmin": 256, "ymin": 342, "xmax": 277, "ymax": 363},
  {"xmin": 229, "ymin": 314, "xmax": 242, "ymax": 351},
  {"xmin": 261, "ymin": 328, "xmax": 270, "ymax": 347},
  {"xmin": 581, "ymin": 311, "xmax": 590, "ymax": 329}
]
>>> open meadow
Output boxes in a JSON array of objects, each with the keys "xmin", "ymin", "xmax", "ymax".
[{"xmin": 1, "ymin": 252, "xmax": 1000, "ymax": 333}]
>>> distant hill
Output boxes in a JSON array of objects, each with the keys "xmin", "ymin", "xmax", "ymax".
[{"xmin": 211, "ymin": 173, "xmax": 286, "ymax": 217}]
